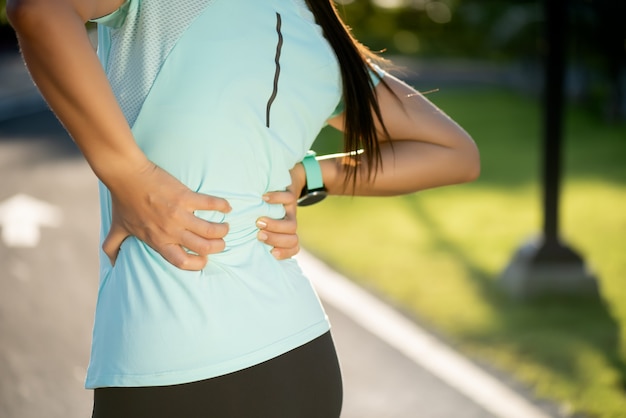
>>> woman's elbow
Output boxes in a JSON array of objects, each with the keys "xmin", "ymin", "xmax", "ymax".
[
  {"xmin": 448, "ymin": 139, "xmax": 480, "ymax": 185},
  {"xmin": 7, "ymin": 0, "xmax": 62, "ymax": 33},
  {"xmin": 459, "ymin": 142, "xmax": 481, "ymax": 183},
  {"xmin": 7, "ymin": 0, "xmax": 42, "ymax": 31}
]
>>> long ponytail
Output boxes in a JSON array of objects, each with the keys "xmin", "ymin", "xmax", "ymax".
[{"xmin": 304, "ymin": 0, "xmax": 389, "ymax": 186}]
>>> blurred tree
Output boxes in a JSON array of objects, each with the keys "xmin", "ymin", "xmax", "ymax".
[
  {"xmin": 336, "ymin": 0, "xmax": 541, "ymax": 59},
  {"xmin": 2, "ymin": 0, "xmax": 622, "ymax": 119},
  {"xmin": 337, "ymin": 0, "xmax": 624, "ymax": 120},
  {"xmin": 0, "ymin": 0, "xmax": 18, "ymax": 51},
  {"xmin": 570, "ymin": 0, "xmax": 626, "ymax": 120},
  {"xmin": 0, "ymin": 0, "xmax": 6, "ymax": 24}
]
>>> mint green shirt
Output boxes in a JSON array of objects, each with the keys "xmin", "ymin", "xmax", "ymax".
[{"xmin": 86, "ymin": 0, "xmax": 343, "ymax": 388}]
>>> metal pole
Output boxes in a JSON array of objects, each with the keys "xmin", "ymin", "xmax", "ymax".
[
  {"xmin": 498, "ymin": 0, "xmax": 598, "ymax": 299},
  {"xmin": 535, "ymin": 0, "xmax": 581, "ymax": 264},
  {"xmin": 542, "ymin": 0, "xmax": 565, "ymax": 248}
]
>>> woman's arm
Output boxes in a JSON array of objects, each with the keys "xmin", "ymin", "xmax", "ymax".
[
  {"xmin": 7, "ymin": 0, "xmax": 144, "ymax": 178},
  {"xmin": 7, "ymin": 0, "xmax": 300, "ymax": 267},
  {"xmin": 294, "ymin": 72, "xmax": 480, "ymax": 197}
]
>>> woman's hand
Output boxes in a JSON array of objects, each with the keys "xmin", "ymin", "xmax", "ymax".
[
  {"xmin": 256, "ymin": 164, "xmax": 305, "ymax": 260},
  {"xmin": 103, "ymin": 161, "xmax": 231, "ymax": 271},
  {"xmin": 9, "ymin": 0, "xmax": 233, "ymax": 272}
]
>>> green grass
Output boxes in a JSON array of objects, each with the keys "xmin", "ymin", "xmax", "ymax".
[{"xmin": 300, "ymin": 88, "xmax": 626, "ymax": 417}]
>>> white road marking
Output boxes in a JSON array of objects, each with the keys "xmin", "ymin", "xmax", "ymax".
[
  {"xmin": 297, "ymin": 250, "xmax": 552, "ymax": 418},
  {"xmin": 0, "ymin": 194, "xmax": 62, "ymax": 247}
]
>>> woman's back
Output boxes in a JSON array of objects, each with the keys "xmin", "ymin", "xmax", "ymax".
[{"xmin": 87, "ymin": 0, "xmax": 341, "ymax": 389}]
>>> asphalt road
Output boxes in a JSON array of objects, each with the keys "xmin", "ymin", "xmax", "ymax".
[
  {"xmin": 0, "ymin": 111, "xmax": 98, "ymax": 418},
  {"xmin": 0, "ymin": 111, "xmax": 556, "ymax": 417}
]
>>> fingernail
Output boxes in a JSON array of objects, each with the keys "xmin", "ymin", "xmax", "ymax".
[
  {"xmin": 271, "ymin": 248, "xmax": 280, "ymax": 259},
  {"xmin": 262, "ymin": 195, "xmax": 270, "ymax": 202},
  {"xmin": 256, "ymin": 220, "xmax": 268, "ymax": 229},
  {"xmin": 258, "ymin": 232, "xmax": 268, "ymax": 241}
]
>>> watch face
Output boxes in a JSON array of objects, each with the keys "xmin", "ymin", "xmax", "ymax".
[{"xmin": 297, "ymin": 190, "xmax": 328, "ymax": 207}]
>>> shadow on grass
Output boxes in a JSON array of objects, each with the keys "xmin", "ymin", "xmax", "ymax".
[{"xmin": 401, "ymin": 193, "xmax": 626, "ymax": 398}]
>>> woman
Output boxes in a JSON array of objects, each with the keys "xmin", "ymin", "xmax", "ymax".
[{"xmin": 8, "ymin": 0, "xmax": 480, "ymax": 416}]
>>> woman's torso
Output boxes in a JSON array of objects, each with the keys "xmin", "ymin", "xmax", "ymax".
[{"xmin": 86, "ymin": 0, "xmax": 342, "ymax": 388}]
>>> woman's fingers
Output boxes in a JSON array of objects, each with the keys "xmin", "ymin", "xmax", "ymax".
[
  {"xmin": 105, "ymin": 160, "xmax": 306, "ymax": 268},
  {"xmin": 262, "ymin": 190, "xmax": 296, "ymax": 206},
  {"xmin": 103, "ymin": 221, "xmax": 226, "ymax": 270},
  {"xmin": 256, "ymin": 213, "xmax": 297, "ymax": 234},
  {"xmin": 103, "ymin": 207, "xmax": 230, "ymax": 270},
  {"xmin": 257, "ymin": 224, "xmax": 300, "ymax": 260},
  {"xmin": 257, "ymin": 188, "xmax": 299, "ymax": 260},
  {"xmin": 158, "ymin": 244, "xmax": 209, "ymax": 271},
  {"xmin": 103, "ymin": 162, "xmax": 233, "ymax": 270},
  {"xmin": 263, "ymin": 190, "xmax": 298, "ymax": 223},
  {"xmin": 189, "ymin": 192, "xmax": 232, "ymax": 215},
  {"xmin": 179, "ymin": 228, "xmax": 227, "ymax": 257},
  {"xmin": 184, "ymin": 211, "xmax": 230, "ymax": 243}
]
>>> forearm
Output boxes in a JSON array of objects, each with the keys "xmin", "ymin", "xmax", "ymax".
[
  {"xmin": 318, "ymin": 73, "xmax": 480, "ymax": 197},
  {"xmin": 317, "ymin": 139, "xmax": 479, "ymax": 197},
  {"xmin": 8, "ymin": 0, "xmax": 148, "ymax": 186}
]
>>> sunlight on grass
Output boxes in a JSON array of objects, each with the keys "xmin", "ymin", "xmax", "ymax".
[
  {"xmin": 562, "ymin": 182, "xmax": 626, "ymax": 354},
  {"xmin": 299, "ymin": 180, "xmax": 626, "ymax": 417},
  {"xmin": 302, "ymin": 88, "xmax": 626, "ymax": 417}
]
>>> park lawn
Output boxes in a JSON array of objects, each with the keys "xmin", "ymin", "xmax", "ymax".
[{"xmin": 299, "ymin": 88, "xmax": 626, "ymax": 418}]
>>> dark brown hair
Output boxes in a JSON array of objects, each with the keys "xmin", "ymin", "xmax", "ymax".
[{"xmin": 304, "ymin": 0, "xmax": 389, "ymax": 186}]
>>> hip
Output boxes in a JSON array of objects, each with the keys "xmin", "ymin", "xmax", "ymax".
[{"xmin": 91, "ymin": 331, "xmax": 343, "ymax": 418}]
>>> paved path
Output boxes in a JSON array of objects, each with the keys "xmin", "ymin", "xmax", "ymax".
[{"xmin": 0, "ymin": 50, "xmax": 559, "ymax": 418}]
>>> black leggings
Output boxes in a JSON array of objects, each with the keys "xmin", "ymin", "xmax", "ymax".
[{"xmin": 91, "ymin": 332, "xmax": 343, "ymax": 418}]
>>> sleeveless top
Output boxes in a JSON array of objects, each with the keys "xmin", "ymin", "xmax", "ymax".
[{"xmin": 85, "ymin": 0, "xmax": 344, "ymax": 388}]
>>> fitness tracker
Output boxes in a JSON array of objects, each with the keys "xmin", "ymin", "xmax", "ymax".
[{"xmin": 297, "ymin": 151, "xmax": 327, "ymax": 207}]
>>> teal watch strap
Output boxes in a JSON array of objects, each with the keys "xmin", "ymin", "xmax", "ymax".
[{"xmin": 301, "ymin": 151, "xmax": 324, "ymax": 190}]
